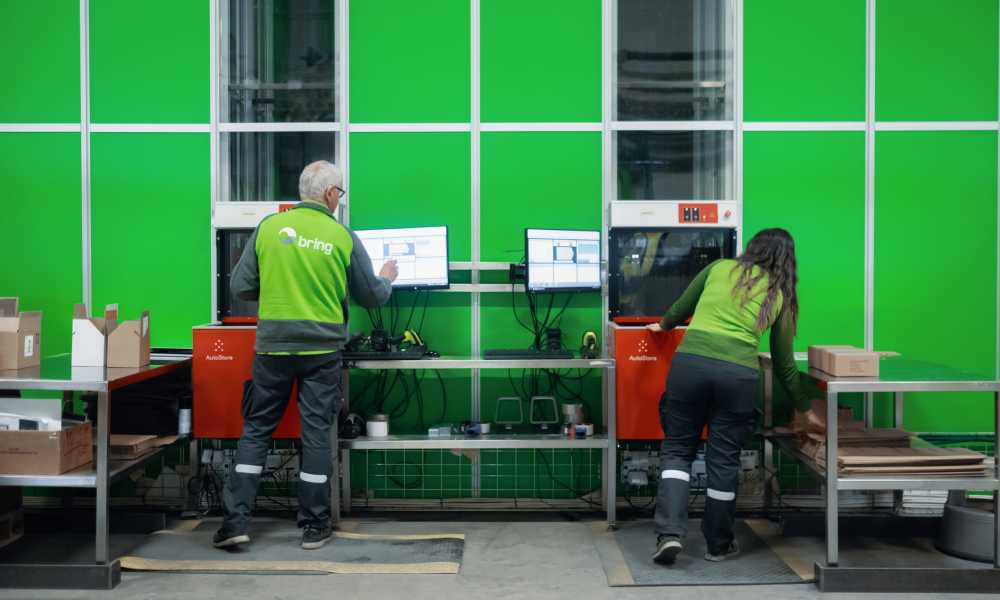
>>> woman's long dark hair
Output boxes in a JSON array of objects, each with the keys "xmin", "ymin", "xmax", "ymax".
[{"xmin": 732, "ymin": 228, "xmax": 799, "ymax": 334}]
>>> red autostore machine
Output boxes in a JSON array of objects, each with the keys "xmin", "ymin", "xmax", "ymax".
[
  {"xmin": 608, "ymin": 201, "xmax": 739, "ymax": 440},
  {"xmin": 193, "ymin": 204, "xmax": 302, "ymax": 439}
]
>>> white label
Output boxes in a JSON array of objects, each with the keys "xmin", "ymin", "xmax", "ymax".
[
  {"xmin": 24, "ymin": 335, "xmax": 34, "ymax": 358},
  {"xmin": 142, "ymin": 315, "xmax": 149, "ymax": 337}
]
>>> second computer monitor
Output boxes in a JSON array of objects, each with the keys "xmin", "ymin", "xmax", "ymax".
[
  {"xmin": 525, "ymin": 228, "xmax": 601, "ymax": 292},
  {"xmin": 356, "ymin": 226, "xmax": 450, "ymax": 289}
]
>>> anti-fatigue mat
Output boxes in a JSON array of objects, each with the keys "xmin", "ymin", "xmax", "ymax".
[
  {"xmin": 121, "ymin": 518, "xmax": 464, "ymax": 575},
  {"xmin": 594, "ymin": 519, "xmax": 809, "ymax": 586}
]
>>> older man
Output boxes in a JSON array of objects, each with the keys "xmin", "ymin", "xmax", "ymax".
[{"xmin": 216, "ymin": 161, "xmax": 398, "ymax": 550}]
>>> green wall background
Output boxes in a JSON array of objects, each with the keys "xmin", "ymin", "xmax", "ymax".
[{"xmin": 0, "ymin": 2, "xmax": 998, "ymax": 503}]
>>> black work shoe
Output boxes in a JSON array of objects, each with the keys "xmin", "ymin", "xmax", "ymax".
[
  {"xmin": 652, "ymin": 535, "xmax": 683, "ymax": 564},
  {"xmin": 705, "ymin": 540, "xmax": 741, "ymax": 562},
  {"xmin": 213, "ymin": 528, "xmax": 250, "ymax": 549},
  {"xmin": 302, "ymin": 524, "xmax": 334, "ymax": 550}
]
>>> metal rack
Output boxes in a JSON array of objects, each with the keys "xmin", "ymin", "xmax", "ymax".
[
  {"xmin": 0, "ymin": 355, "xmax": 192, "ymax": 590},
  {"xmin": 340, "ymin": 357, "xmax": 617, "ymax": 526},
  {"xmin": 760, "ymin": 353, "xmax": 1000, "ymax": 593}
]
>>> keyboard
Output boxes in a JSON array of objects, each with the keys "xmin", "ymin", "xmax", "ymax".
[
  {"xmin": 483, "ymin": 348, "xmax": 574, "ymax": 360},
  {"xmin": 343, "ymin": 348, "xmax": 428, "ymax": 361}
]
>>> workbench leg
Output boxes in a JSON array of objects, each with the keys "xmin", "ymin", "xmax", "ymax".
[
  {"xmin": 994, "ymin": 391, "xmax": 999, "ymax": 569},
  {"xmin": 605, "ymin": 445, "xmax": 617, "ymax": 528},
  {"xmin": 825, "ymin": 390, "xmax": 839, "ymax": 566},
  {"xmin": 894, "ymin": 392, "xmax": 904, "ymax": 430},
  {"xmin": 95, "ymin": 391, "xmax": 109, "ymax": 564},
  {"xmin": 762, "ymin": 364, "xmax": 774, "ymax": 516},
  {"xmin": 340, "ymin": 448, "xmax": 351, "ymax": 515}
]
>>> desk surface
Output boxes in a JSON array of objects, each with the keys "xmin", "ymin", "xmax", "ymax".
[
  {"xmin": 771, "ymin": 355, "xmax": 1000, "ymax": 393},
  {"xmin": 0, "ymin": 354, "xmax": 191, "ymax": 393}
]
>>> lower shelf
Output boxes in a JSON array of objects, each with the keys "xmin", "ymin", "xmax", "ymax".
[
  {"xmin": 341, "ymin": 434, "xmax": 609, "ymax": 450},
  {"xmin": 0, "ymin": 439, "xmax": 185, "ymax": 489},
  {"xmin": 769, "ymin": 436, "xmax": 1000, "ymax": 492}
]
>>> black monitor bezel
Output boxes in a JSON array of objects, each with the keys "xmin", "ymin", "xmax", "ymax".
[
  {"xmin": 523, "ymin": 227, "xmax": 603, "ymax": 294},
  {"xmin": 354, "ymin": 225, "xmax": 451, "ymax": 291}
]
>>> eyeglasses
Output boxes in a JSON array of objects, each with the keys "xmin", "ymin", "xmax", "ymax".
[{"xmin": 334, "ymin": 186, "xmax": 346, "ymax": 199}]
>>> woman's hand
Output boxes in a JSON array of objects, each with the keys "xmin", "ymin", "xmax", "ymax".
[
  {"xmin": 646, "ymin": 322, "xmax": 663, "ymax": 333},
  {"xmin": 792, "ymin": 408, "xmax": 825, "ymax": 435}
]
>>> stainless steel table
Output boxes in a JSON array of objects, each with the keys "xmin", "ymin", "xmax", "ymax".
[
  {"xmin": 0, "ymin": 354, "xmax": 191, "ymax": 590},
  {"xmin": 761, "ymin": 353, "xmax": 1000, "ymax": 593},
  {"xmin": 342, "ymin": 356, "xmax": 617, "ymax": 527}
]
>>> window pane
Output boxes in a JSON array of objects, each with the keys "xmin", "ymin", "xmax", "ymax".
[
  {"xmin": 617, "ymin": 131, "xmax": 732, "ymax": 200},
  {"xmin": 222, "ymin": 132, "xmax": 337, "ymax": 202},
  {"xmin": 617, "ymin": 0, "xmax": 731, "ymax": 120},
  {"xmin": 222, "ymin": 0, "xmax": 337, "ymax": 122}
]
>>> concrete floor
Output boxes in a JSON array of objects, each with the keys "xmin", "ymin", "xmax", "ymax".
[{"xmin": 0, "ymin": 519, "xmax": 996, "ymax": 600}]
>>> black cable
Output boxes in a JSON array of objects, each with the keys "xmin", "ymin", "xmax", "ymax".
[
  {"xmin": 404, "ymin": 290, "xmax": 420, "ymax": 332},
  {"xmin": 416, "ymin": 288, "xmax": 431, "ymax": 335},
  {"xmin": 433, "ymin": 370, "xmax": 448, "ymax": 423},
  {"xmin": 535, "ymin": 449, "xmax": 601, "ymax": 507}
]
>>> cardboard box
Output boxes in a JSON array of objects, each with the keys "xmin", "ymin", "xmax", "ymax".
[
  {"xmin": 72, "ymin": 304, "xmax": 150, "ymax": 368},
  {"xmin": 0, "ymin": 298, "xmax": 41, "ymax": 370},
  {"xmin": 72, "ymin": 303, "xmax": 116, "ymax": 367},
  {"xmin": 0, "ymin": 421, "xmax": 92, "ymax": 475},
  {"xmin": 808, "ymin": 345, "xmax": 880, "ymax": 377},
  {"xmin": 107, "ymin": 310, "xmax": 150, "ymax": 368},
  {"xmin": 807, "ymin": 345, "xmax": 855, "ymax": 372},
  {"xmin": 826, "ymin": 348, "xmax": 880, "ymax": 377}
]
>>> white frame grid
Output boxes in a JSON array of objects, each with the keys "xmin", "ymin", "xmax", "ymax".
[{"xmin": 0, "ymin": 0, "xmax": 995, "ymax": 434}]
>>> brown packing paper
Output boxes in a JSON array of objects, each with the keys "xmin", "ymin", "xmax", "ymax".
[{"xmin": 0, "ymin": 422, "xmax": 93, "ymax": 475}]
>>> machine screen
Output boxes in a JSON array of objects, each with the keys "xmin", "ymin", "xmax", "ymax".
[
  {"xmin": 525, "ymin": 229, "xmax": 602, "ymax": 292},
  {"xmin": 356, "ymin": 226, "xmax": 450, "ymax": 289},
  {"xmin": 609, "ymin": 228, "xmax": 737, "ymax": 319}
]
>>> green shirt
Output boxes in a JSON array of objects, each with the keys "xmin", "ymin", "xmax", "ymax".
[{"xmin": 659, "ymin": 259, "xmax": 809, "ymax": 410}]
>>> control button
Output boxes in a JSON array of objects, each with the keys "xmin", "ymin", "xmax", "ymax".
[{"xmin": 723, "ymin": 210, "xmax": 732, "ymax": 220}]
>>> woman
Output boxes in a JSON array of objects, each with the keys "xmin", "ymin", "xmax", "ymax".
[{"xmin": 647, "ymin": 228, "xmax": 818, "ymax": 565}]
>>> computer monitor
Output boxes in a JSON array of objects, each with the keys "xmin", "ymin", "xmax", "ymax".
[
  {"xmin": 525, "ymin": 228, "xmax": 602, "ymax": 292},
  {"xmin": 355, "ymin": 226, "xmax": 450, "ymax": 289}
]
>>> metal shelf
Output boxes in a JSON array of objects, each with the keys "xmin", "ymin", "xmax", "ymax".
[
  {"xmin": 0, "ymin": 442, "xmax": 181, "ymax": 489},
  {"xmin": 351, "ymin": 357, "xmax": 613, "ymax": 370},
  {"xmin": 770, "ymin": 436, "xmax": 1000, "ymax": 492},
  {"xmin": 342, "ymin": 434, "xmax": 608, "ymax": 450}
]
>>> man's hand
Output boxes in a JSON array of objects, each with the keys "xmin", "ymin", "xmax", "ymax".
[
  {"xmin": 379, "ymin": 259, "xmax": 399, "ymax": 282},
  {"xmin": 646, "ymin": 322, "xmax": 663, "ymax": 332}
]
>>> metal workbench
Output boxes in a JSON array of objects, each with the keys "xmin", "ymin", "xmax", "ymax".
[
  {"xmin": 0, "ymin": 354, "xmax": 192, "ymax": 590},
  {"xmin": 341, "ymin": 356, "xmax": 617, "ymax": 526},
  {"xmin": 760, "ymin": 353, "xmax": 1000, "ymax": 593}
]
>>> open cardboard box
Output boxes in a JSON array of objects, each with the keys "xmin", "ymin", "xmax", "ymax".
[
  {"xmin": 72, "ymin": 304, "xmax": 150, "ymax": 368},
  {"xmin": 0, "ymin": 298, "xmax": 41, "ymax": 370},
  {"xmin": 0, "ymin": 399, "xmax": 92, "ymax": 475}
]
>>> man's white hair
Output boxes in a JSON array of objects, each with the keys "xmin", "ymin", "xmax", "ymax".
[{"xmin": 298, "ymin": 160, "xmax": 343, "ymax": 202}]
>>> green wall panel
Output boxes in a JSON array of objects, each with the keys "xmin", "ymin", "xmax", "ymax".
[
  {"xmin": 350, "ymin": 0, "xmax": 470, "ymax": 123},
  {"xmin": 744, "ymin": 131, "xmax": 866, "ymax": 352},
  {"xmin": 349, "ymin": 132, "xmax": 471, "ymax": 260},
  {"xmin": 481, "ymin": 0, "xmax": 601, "ymax": 122},
  {"xmin": 481, "ymin": 132, "xmax": 602, "ymax": 262},
  {"xmin": 744, "ymin": 0, "xmax": 865, "ymax": 121},
  {"xmin": 89, "ymin": 0, "xmax": 209, "ymax": 123},
  {"xmin": 91, "ymin": 133, "xmax": 210, "ymax": 348},
  {"xmin": 0, "ymin": 134, "xmax": 82, "ymax": 357},
  {"xmin": 875, "ymin": 131, "xmax": 998, "ymax": 432},
  {"xmin": 0, "ymin": 2, "xmax": 80, "ymax": 123},
  {"xmin": 876, "ymin": 0, "xmax": 998, "ymax": 121}
]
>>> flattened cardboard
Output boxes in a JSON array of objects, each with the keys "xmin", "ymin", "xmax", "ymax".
[
  {"xmin": 0, "ymin": 298, "xmax": 42, "ymax": 370},
  {"xmin": 0, "ymin": 421, "xmax": 92, "ymax": 475},
  {"xmin": 107, "ymin": 309, "xmax": 150, "ymax": 368},
  {"xmin": 110, "ymin": 434, "xmax": 177, "ymax": 458}
]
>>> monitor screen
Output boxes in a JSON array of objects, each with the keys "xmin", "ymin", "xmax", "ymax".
[
  {"xmin": 355, "ymin": 226, "xmax": 450, "ymax": 289},
  {"xmin": 525, "ymin": 229, "xmax": 602, "ymax": 292}
]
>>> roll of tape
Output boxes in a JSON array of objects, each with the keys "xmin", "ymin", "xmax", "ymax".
[{"xmin": 367, "ymin": 419, "xmax": 389, "ymax": 438}]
